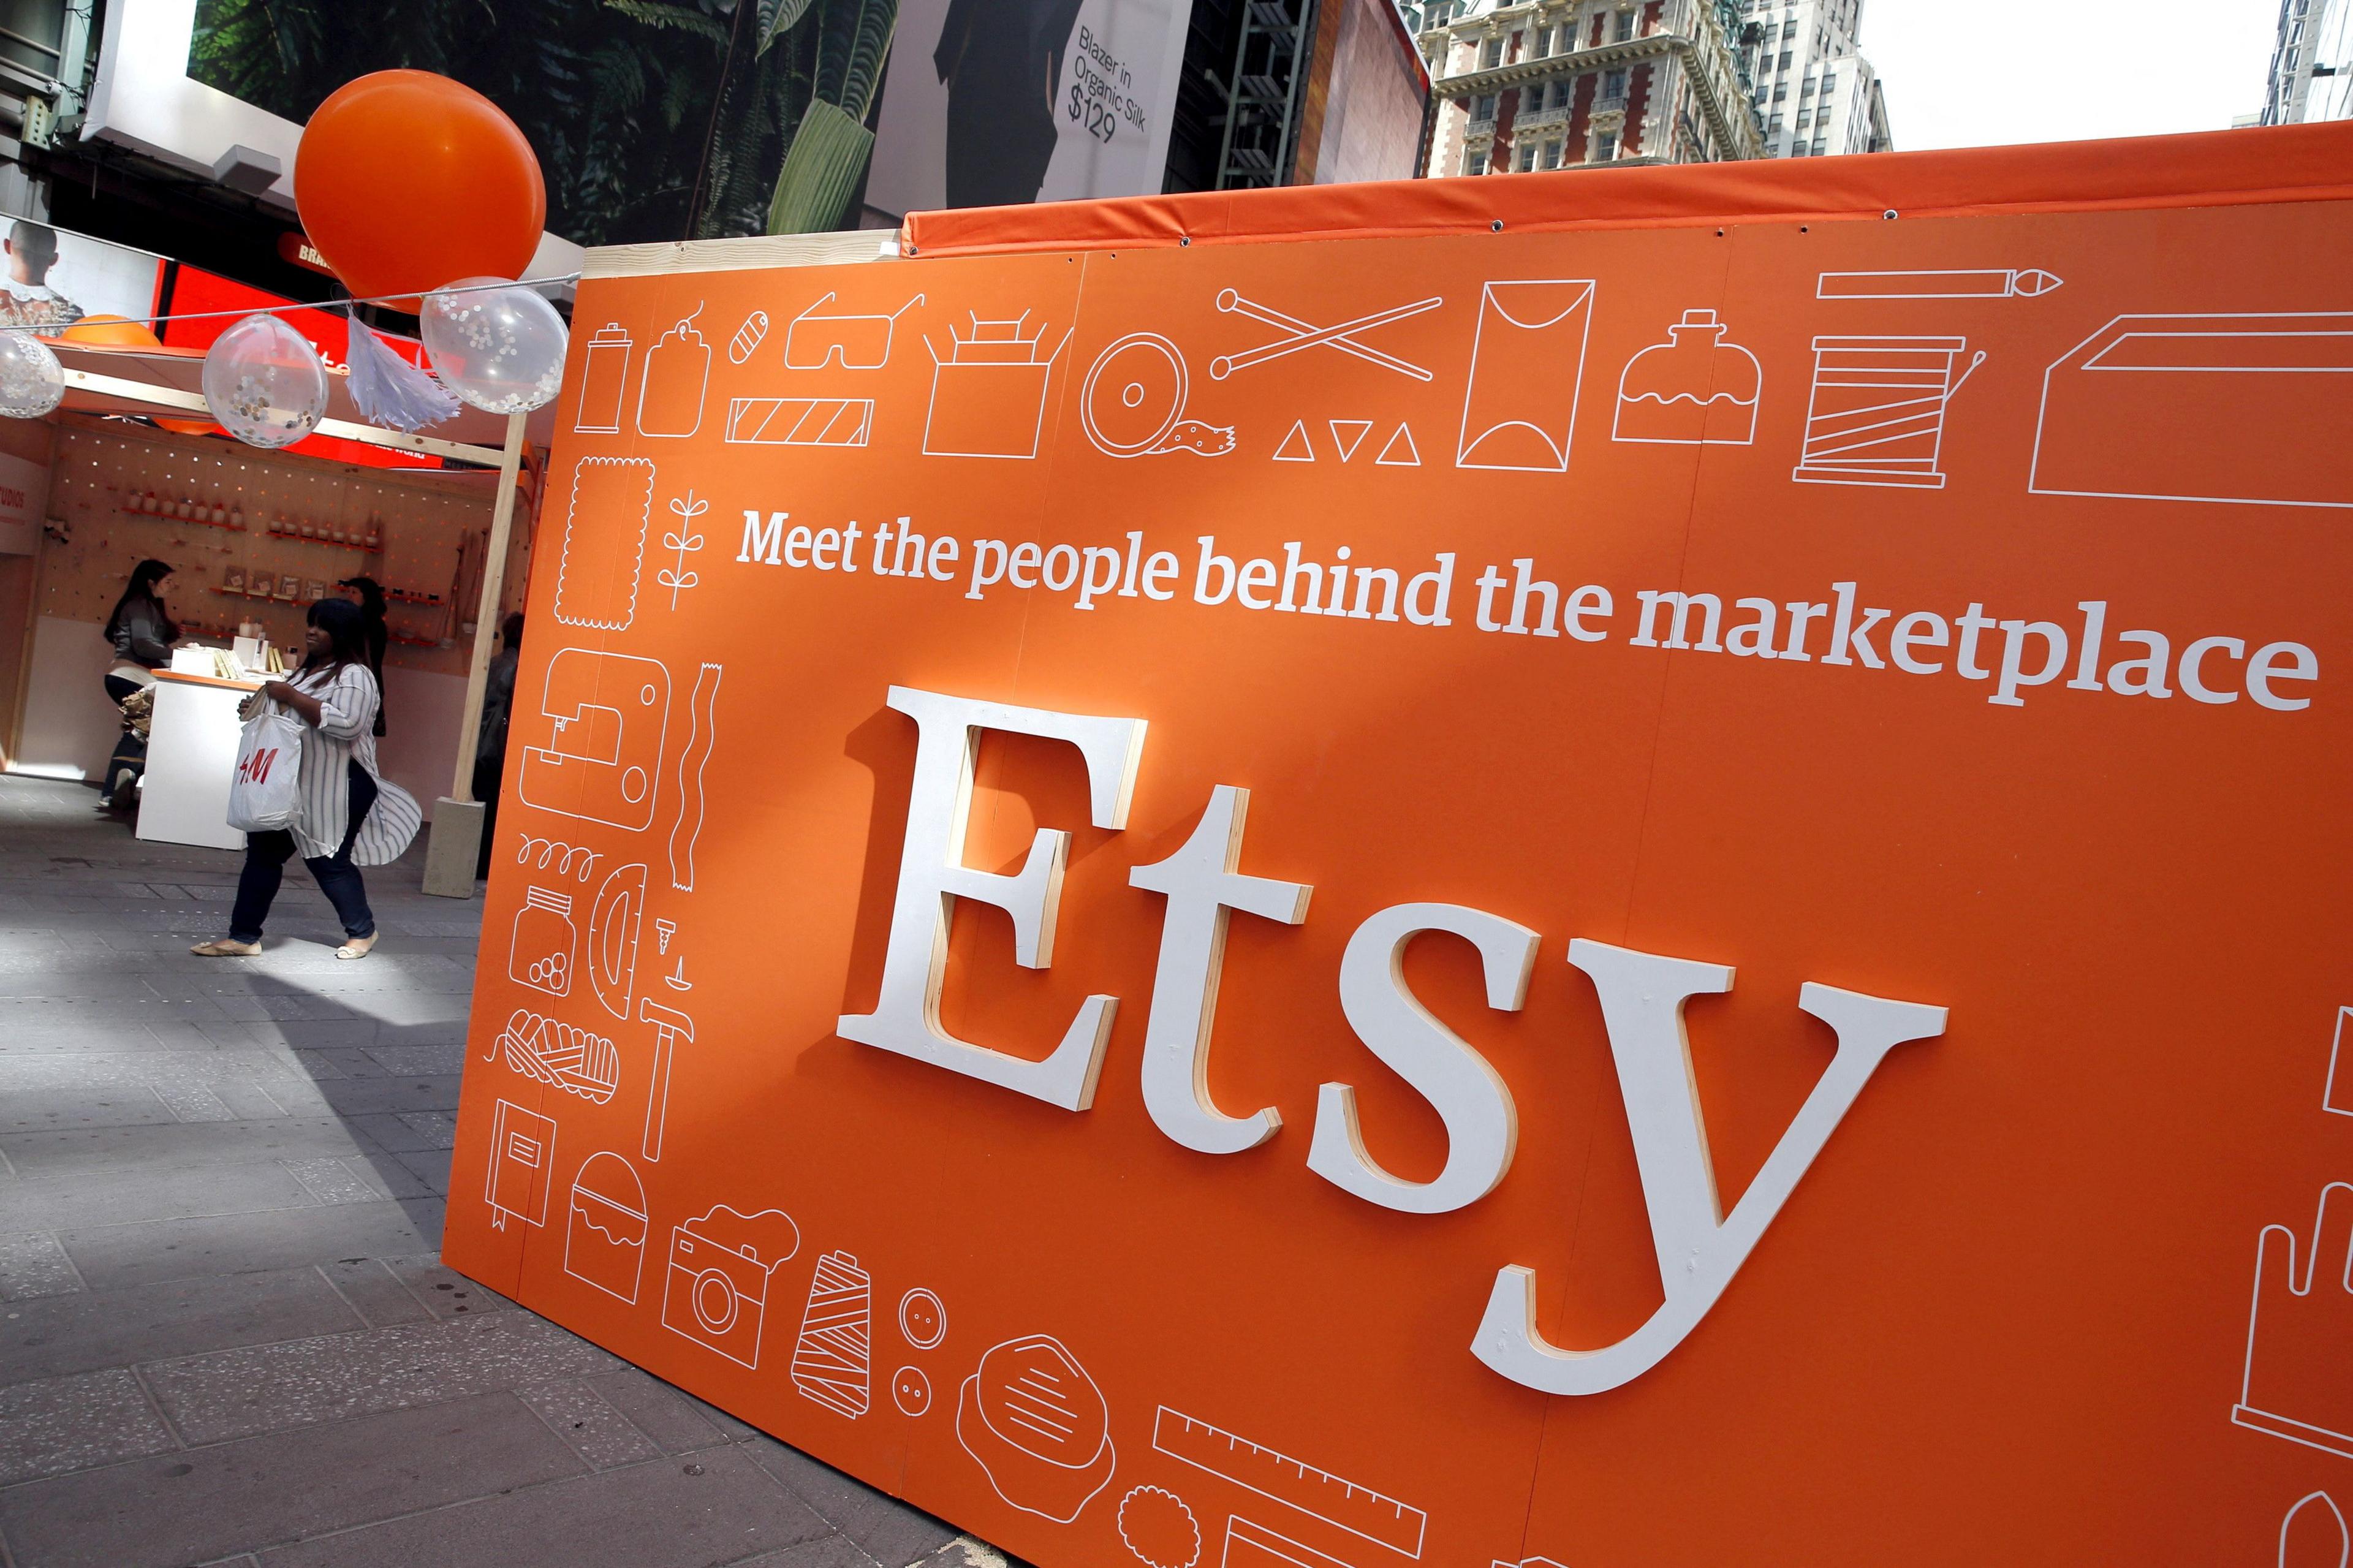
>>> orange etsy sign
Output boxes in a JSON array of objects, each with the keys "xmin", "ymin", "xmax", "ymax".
[{"xmin": 447, "ymin": 126, "xmax": 2353, "ymax": 1566}]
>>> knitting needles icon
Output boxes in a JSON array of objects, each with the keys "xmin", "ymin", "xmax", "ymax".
[{"xmin": 1210, "ymin": 290, "xmax": 1441, "ymax": 382}]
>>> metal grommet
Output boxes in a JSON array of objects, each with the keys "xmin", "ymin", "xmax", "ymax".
[
  {"xmin": 1179, "ymin": 235, "xmax": 1191, "ymax": 247},
  {"xmin": 1882, "ymin": 209, "xmax": 1898, "ymax": 221},
  {"xmin": 905, "ymin": 244, "xmax": 919, "ymax": 256},
  {"xmin": 1490, "ymin": 219, "xmax": 1504, "ymax": 232}
]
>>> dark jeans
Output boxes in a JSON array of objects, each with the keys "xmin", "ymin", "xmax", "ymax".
[
  {"xmin": 230, "ymin": 761, "xmax": 378, "ymax": 943},
  {"xmin": 100, "ymin": 675, "xmax": 146, "ymax": 804}
]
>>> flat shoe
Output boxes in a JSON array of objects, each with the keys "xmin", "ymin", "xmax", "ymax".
[
  {"xmin": 335, "ymin": 934, "xmax": 377, "ymax": 960},
  {"xmin": 190, "ymin": 939, "xmax": 260, "ymax": 957}
]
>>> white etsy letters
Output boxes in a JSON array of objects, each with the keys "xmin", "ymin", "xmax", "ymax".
[
  {"xmin": 842, "ymin": 686, "xmax": 1949, "ymax": 1397},
  {"xmin": 1127, "ymin": 786, "xmax": 1311, "ymax": 1154},
  {"xmin": 836, "ymin": 686, "xmax": 1146, "ymax": 1112},
  {"xmin": 1307, "ymin": 903, "xmax": 1537, "ymax": 1214},
  {"xmin": 1472, "ymin": 940, "xmax": 1947, "ymax": 1395}
]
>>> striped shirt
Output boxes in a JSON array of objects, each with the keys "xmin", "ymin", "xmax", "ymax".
[{"xmin": 281, "ymin": 663, "xmax": 422, "ymax": 864}]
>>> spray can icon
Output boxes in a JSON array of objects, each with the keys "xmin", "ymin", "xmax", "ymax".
[{"xmin": 575, "ymin": 324, "xmax": 633, "ymax": 434}]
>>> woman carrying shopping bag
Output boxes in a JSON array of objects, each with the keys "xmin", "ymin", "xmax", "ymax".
[{"xmin": 192, "ymin": 598, "xmax": 421, "ymax": 961}]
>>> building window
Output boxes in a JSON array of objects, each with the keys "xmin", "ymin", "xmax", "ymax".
[
  {"xmin": 1543, "ymin": 141, "xmax": 1563, "ymax": 169},
  {"xmin": 1820, "ymin": 70, "xmax": 1837, "ymax": 91},
  {"xmin": 1767, "ymin": 112, "xmax": 1783, "ymax": 132},
  {"xmin": 1483, "ymin": 37, "xmax": 1504, "ymax": 68},
  {"xmin": 1801, "ymin": 75, "xmax": 1815, "ymax": 96},
  {"xmin": 1604, "ymin": 67, "xmax": 1627, "ymax": 99},
  {"xmin": 1473, "ymin": 94, "xmax": 1497, "ymax": 120},
  {"xmin": 1613, "ymin": 9, "xmax": 1634, "ymax": 40},
  {"xmin": 1781, "ymin": 18, "xmax": 1797, "ymax": 37},
  {"xmin": 1519, "ymin": 143, "xmax": 1539, "ymax": 170},
  {"xmin": 1773, "ymin": 81, "xmax": 1787, "ymax": 101},
  {"xmin": 1778, "ymin": 50, "xmax": 1792, "ymax": 69},
  {"xmin": 1593, "ymin": 135, "xmax": 1618, "ymax": 162},
  {"xmin": 1466, "ymin": 148, "xmax": 1488, "ymax": 174},
  {"xmin": 1795, "ymin": 110, "xmax": 1809, "ymax": 129}
]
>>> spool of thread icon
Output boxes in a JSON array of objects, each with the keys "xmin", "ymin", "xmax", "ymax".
[{"xmin": 791, "ymin": 1251, "xmax": 872, "ymax": 1417}]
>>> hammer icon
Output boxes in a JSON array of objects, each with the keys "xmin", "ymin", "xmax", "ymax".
[{"xmin": 638, "ymin": 997, "xmax": 693, "ymax": 1162}]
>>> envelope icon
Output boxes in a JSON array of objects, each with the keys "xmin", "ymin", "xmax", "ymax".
[
  {"xmin": 1457, "ymin": 280, "xmax": 1596, "ymax": 472},
  {"xmin": 2029, "ymin": 312, "xmax": 2353, "ymax": 509}
]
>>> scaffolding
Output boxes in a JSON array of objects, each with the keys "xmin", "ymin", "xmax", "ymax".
[{"xmin": 1214, "ymin": 0, "xmax": 1320, "ymax": 188}]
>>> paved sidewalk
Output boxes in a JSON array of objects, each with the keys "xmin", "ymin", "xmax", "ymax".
[{"xmin": 0, "ymin": 775, "xmax": 986, "ymax": 1568}]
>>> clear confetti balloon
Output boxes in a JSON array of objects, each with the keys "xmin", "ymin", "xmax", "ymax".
[
  {"xmin": 419, "ymin": 278, "xmax": 567, "ymax": 414},
  {"xmin": 202, "ymin": 314, "xmax": 328, "ymax": 449},
  {"xmin": 0, "ymin": 330, "xmax": 64, "ymax": 419}
]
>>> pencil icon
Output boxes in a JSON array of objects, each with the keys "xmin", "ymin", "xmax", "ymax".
[{"xmin": 1817, "ymin": 268, "xmax": 2065, "ymax": 300}]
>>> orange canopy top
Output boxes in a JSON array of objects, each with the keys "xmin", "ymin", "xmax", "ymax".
[{"xmin": 901, "ymin": 121, "xmax": 2353, "ymax": 257}]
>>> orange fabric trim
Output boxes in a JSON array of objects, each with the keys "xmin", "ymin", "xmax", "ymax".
[{"xmin": 901, "ymin": 121, "xmax": 2353, "ymax": 257}]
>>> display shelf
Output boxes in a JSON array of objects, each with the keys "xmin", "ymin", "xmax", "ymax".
[
  {"xmin": 260, "ymin": 529, "xmax": 378, "ymax": 553},
  {"xmin": 119, "ymin": 506, "xmax": 244, "ymax": 531}
]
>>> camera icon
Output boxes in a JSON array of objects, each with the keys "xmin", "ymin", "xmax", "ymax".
[{"xmin": 660, "ymin": 1203, "xmax": 800, "ymax": 1369}]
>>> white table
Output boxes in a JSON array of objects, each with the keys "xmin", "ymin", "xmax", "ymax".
[{"xmin": 137, "ymin": 670, "xmax": 262, "ymax": 852}]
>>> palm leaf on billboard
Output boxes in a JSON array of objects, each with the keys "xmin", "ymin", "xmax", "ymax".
[{"xmin": 764, "ymin": 99, "xmax": 874, "ymax": 233}]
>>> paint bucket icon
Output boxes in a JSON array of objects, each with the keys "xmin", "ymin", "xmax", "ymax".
[{"xmin": 1792, "ymin": 335, "xmax": 1985, "ymax": 490}]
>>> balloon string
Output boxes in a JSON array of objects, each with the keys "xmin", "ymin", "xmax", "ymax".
[{"xmin": 0, "ymin": 272, "xmax": 588, "ymax": 336}]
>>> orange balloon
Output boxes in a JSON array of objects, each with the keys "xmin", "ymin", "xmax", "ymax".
[
  {"xmin": 154, "ymin": 418, "xmax": 223, "ymax": 437},
  {"xmin": 61, "ymin": 314, "xmax": 162, "ymax": 348},
  {"xmin": 294, "ymin": 71, "xmax": 545, "ymax": 308}
]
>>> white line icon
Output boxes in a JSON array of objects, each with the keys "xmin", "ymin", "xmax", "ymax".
[
  {"xmin": 670, "ymin": 664, "xmax": 722, "ymax": 893},
  {"xmin": 784, "ymin": 291, "xmax": 924, "ymax": 370},
  {"xmin": 2028, "ymin": 312, "xmax": 2353, "ymax": 509},
  {"xmin": 509, "ymin": 887, "xmax": 577, "ymax": 998},
  {"xmin": 575, "ymin": 324, "xmax": 632, "ymax": 433},
  {"xmin": 2328, "ymin": 1007, "xmax": 2353, "ymax": 1117},
  {"xmin": 1273, "ymin": 421, "xmax": 1314, "ymax": 463},
  {"xmin": 1118, "ymin": 1485, "xmax": 1202, "ymax": 1568},
  {"xmin": 1081, "ymin": 334, "xmax": 1235, "ymax": 458},
  {"xmin": 564, "ymin": 1151, "xmax": 648, "ymax": 1304},
  {"xmin": 1374, "ymin": 423, "xmax": 1420, "ymax": 466},
  {"xmin": 2234, "ymin": 1181, "xmax": 2353, "ymax": 1460},
  {"xmin": 587, "ymin": 863, "xmax": 647, "ymax": 1023},
  {"xmin": 1222, "ymin": 1518, "xmax": 1361, "ymax": 1568},
  {"xmin": 1153, "ymin": 1406, "xmax": 1423, "ymax": 1557},
  {"xmin": 958, "ymin": 1334, "xmax": 1116, "ymax": 1522},
  {"xmin": 1493, "ymin": 1560, "xmax": 1571, "ymax": 1568},
  {"xmin": 515, "ymin": 838, "xmax": 600, "ymax": 881},
  {"xmin": 2281, "ymin": 1491, "xmax": 2350, "ymax": 1568},
  {"xmin": 1210, "ymin": 289, "xmax": 1439, "ymax": 382},
  {"xmin": 792, "ymin": 1251, "xmax": 874, "ymax": 1418},
  {"xmin": 1327, "ymin": 420, "xmax": 1371, "ymax": 461},
  {"xmin": 485, "ymin": 1099, "xmax": 556, "ymax": 1232},
  {"xmin": 899, "ymin": 1287, "xmax": 947, "ymax": 1350},
  {"xmin": 724, "ymin": 396, "xmax": 874, "ymax": 447},
  {"xmin": 658, "ymin": 491, "xmax": 707, "ymax": 612},
  {"xmin": 1818, "ymin": 268, "xmax": 2063, "ymax": 300},
  {"xmin": 1792, "ymin": 335, "xmax": 1984, "ymax": 490},
  {"xmin": 1456, "ymin": 280, "xmax": 1594, "ymax": 473},
  {"xmin": 892, "ymin": 1365, "xmax": 933, "ymax": 1417},
  {"xmin": 551, "ymin": 458, "xmax": 655, "ymax": 632},
  {"xmin": 727, "ymin": 309, "xmax": 769, "ymax": 365},
  {"xmin": 519, "ymin": 651, "xmax": 672, "ymax": 832},
  {"xmin": 922, "ymin": 313, "xmax": 1073, "ymax": 460},
  {"xmin": 638, "ymin": 996, "xmax": 693, "ymax": 1164},
  {"xmin": 661, "ymin": 1203, "xmax": 799, "ymax": 1369},
  {"xmin": 488, "ymin": 1008, "xmax": 620, "ymax": 1104},
  {"xmin": 1613, "ymin": 309, "xmax": 1761, "ymax": 446},
  {"xmin": 636, "ymin": 303, "xmax": 711, "ymax": 438}
]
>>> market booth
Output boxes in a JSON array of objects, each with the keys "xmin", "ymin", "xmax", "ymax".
[
  {"xmin": 0, "ymin": 328, "xmax": 545, "ymax": 842},
  {"xmin": 445, "ymin": 123, "xmax": 2353, "ymax": 1567}
]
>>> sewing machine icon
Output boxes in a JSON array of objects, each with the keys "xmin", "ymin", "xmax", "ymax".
[{"xmin": 519, "ymin": 650, "xmax": 672, "ymax": 831}]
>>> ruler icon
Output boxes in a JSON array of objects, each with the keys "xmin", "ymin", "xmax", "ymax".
[{"xmin": 1152, "ymin": 1406, "xmax": 1427, "ymax": 1558}]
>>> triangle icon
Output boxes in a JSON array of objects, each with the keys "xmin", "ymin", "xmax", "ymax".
[
  {"xmin": 1273, "ymin": 419, "xmax": 1315, "ymax": 463},
  {"xmin": 1328, "ymin": 419, "xmax": 1373, "ymax": 461},
  {"xmin": 1374, "ymin": 422, "xmax": 1422, "ymax": 466}
]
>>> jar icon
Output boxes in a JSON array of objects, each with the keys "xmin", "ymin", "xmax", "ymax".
[
  {"xmin": 635, "ymin": 306, "xmax": 710, "ymax": 439},
  {"xmin": 509, "ymin": 887, "xmax": 577, "ymax": 998},
  {"xmin": 1613, "ymin": 308, "xmax": 1762, "ymax": 446},
  {"xmin": 575, "ymin": 324, "xmax": 632, "ymax": 435}
]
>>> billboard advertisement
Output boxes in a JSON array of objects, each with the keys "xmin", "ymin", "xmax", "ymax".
[
  {"xmin": 862, "ymin": 0, "xmax": 1197, "ymax": 219},
  {"xmin": 1292, "ymin": 0, "xmax": 1430, "ymax": 186},
  {"xmin": 444, "ymin": 127, "xmax": 2353, "ymax": 1566},
  {"xmin": 0, "ymin": 214, "xmax": 165, "ymax": 336}
]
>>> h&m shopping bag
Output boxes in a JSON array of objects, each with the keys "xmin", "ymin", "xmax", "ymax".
[{"xmin": 225, "ymin": 703, "xmax": 304, "ymax": 833}]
